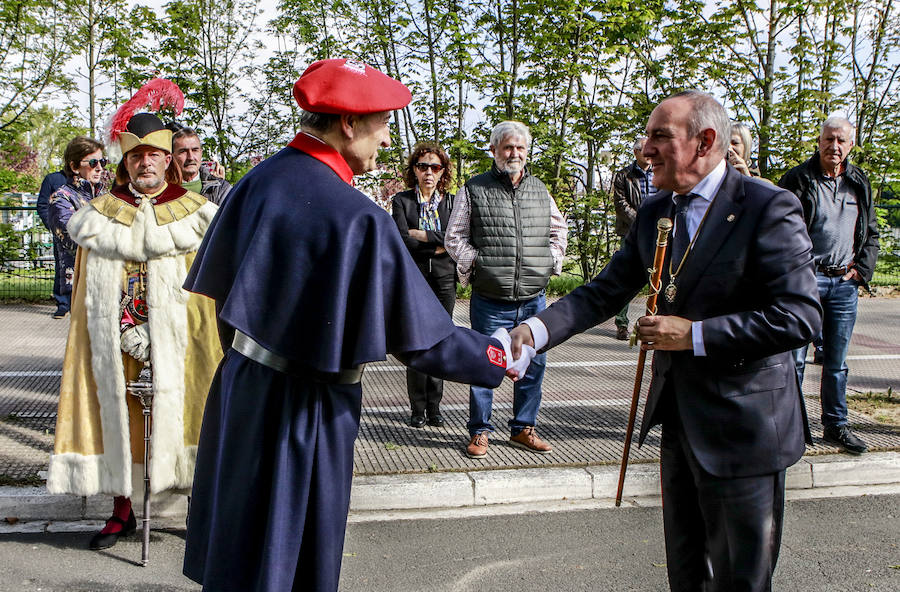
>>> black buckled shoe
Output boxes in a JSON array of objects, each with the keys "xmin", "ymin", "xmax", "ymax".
[
  {"xmin": 427, "ymin": 414, "xmax": 445, "ymax": 427},
  {"xmin": 823, "ymin": 424, "xmax": 868, "ymax": 455},
  {"xmin": 409, "ymin": 415, "xmax": 426, "ymax": 428},
  {"xmin": 89, "ymin": 510, "xmax": 137, "ymax": 550}
]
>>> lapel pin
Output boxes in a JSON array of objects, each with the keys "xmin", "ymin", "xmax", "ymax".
[{"xmin": 726, "ymin": 214, "xmax": 736, "ymax": 222}]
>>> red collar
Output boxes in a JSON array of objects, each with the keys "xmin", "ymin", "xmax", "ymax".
[
  {"xmin": 287, "ymin": 132, "xmax": 354, "ymax": 185},
  {"xmin": 110, "ymin": 183, "xmax": 187, "ymax": 206}
]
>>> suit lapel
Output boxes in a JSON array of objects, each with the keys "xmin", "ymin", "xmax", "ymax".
[{"xmin": 670, "ymin": 167, "xmax": 745, "ymax": 310}]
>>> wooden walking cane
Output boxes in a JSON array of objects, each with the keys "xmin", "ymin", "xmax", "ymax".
[
  {"xmin": 127, "ymin": 361, "xmax": 154, "ymax": 566},
  {"xmin": 615, "ymin": 218, "xmax": 672, "ymax": 507}
]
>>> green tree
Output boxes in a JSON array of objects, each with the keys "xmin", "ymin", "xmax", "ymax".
[
  {"xmin": 96, "ymin": 4, "xmax": 160, "ymax": 118},
  {"xmin": 19, "ymin": 105, "xmax": 88, "ymax": 175},
  {"xmin": 847, "ymin": 0, "xmax": 900, "ymax": 195},
  {"xmin": 159, "ymin": 0, "xmax": 263, "ymax": 179},
  {"xmin": 0, "ymin": 0, "xmax": 72, "ymax": 138},
  {"xmin": 65, "ymin": 0, "xmax": 132, "ymax": 135}
]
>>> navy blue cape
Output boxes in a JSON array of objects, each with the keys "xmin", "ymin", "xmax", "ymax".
[
  {"xmin": 183, "ymin": 145, "xmax": 506, "ymax": 590},
  {"xmin": 184, "ymin": 146, "xmax": 459, "ymax": 372}
]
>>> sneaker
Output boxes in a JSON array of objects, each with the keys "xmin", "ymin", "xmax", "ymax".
[
  {"xmin": 52, "ymin": 307, "xmax": 69, "ymax": 319},
  {"xmin": 615, "ymin": 326, "xmax": 629, "ymax": 341},
  {"xmin": 822, "ymin": 424, "xmax": 868, "ymax": 455},
  {"xmin": 466, "ymin": 433, "xmax": 489, "ymax": 458},
  {"xmin": 509, "ymin": 426, "xmax": 552, "ymax": 454}
]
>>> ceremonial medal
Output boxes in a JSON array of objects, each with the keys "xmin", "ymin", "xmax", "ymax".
[
  {"xmin": 664, "ymin": 195, "xmax": 716, "ymax": 305},
  {"xmin": 125, "ymin": 264, "xmax": 149, "ymax": 322},
  {"xmin": 665, "ymin": 279, "xmax": 677, "ymax": 303}
]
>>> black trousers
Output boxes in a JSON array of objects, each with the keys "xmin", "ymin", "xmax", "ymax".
[
  {"xmin": 660, "ymin": 414, "xmax": 786, "ymax": 592},
  {"xmin": 407, "ymin": 272, "xmax": 456, "ymax": 416}
]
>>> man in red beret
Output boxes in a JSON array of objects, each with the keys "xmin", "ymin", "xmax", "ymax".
[{"xmin": 183, "ymin": 59, "xmax": 524, "ymax": 592}]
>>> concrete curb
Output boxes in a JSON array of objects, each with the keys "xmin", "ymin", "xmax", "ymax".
[
  {"xmin": 351, "ymin": 451, "xmax": 900, "ymax": 511},
  {"xmin": 2, "ymin": 452, "xmax": 897, "ymax": 524}
]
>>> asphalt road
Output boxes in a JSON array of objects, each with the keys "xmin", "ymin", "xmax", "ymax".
[{"xmin": 0, "ymin": 493, "xmax": 897, "ymax": 591}]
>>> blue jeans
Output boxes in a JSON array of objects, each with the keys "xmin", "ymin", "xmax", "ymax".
[
  {"xmin": 792, "ymin": 273, "xmax": 859, "ymax": 428},
  {"xmin": 51, "ymin": 239, "xmax": 70, "ymax": 311},
  {"xmin": 467, "ymin": 291, "xmax": 547, "ymax": 437}
]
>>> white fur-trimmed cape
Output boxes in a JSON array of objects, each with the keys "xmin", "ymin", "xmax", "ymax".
[{"xmin": 47, "ymin": 195, "xmax": 221, "ymax": 497}]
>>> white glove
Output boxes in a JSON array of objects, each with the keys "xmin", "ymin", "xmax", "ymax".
[
  {"xmin": 508, "ymin": 344, "xmax": 536, "ymax": 380},
  {"xmin": 490, "ymin": 328, "xmax": 535, "ymax": 380},
  {"xmin": 121, "ymin": 323, "xmax": 151, "ymax": 362}
]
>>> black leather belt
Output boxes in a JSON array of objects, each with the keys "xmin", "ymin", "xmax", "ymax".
[
  {"xmin": 817, "ymin": 264, "xmax": 849, "ymax": 277},
  {"xmin": 231, "ymin": 330, "xmax": 364, "ymax": 384}
]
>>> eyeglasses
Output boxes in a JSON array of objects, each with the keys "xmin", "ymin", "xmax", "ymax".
[
  {"xmin": 414, "ymin": 162, "xmax": 443, "ymax": 173},
  {"xmin": 81, "ymin": 158, "xmax": 108, "ymax": 169}
]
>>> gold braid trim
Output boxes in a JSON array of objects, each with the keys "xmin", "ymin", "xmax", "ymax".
[
  {"xmin": 89, "ymin": 191, "xmax": 207, "ymax": 227},
  {"xmin": 153, "ymin": 191, "xmax": 206, "ymax": 225},
  {"xmin": 91, "ymin": 192, "xmax": 138, "ymax": 225}
]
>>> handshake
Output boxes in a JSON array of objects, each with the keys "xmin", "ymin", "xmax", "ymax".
[{"xmin": 491, "ymin": 326, "xmax": 536, "ymax": 381}]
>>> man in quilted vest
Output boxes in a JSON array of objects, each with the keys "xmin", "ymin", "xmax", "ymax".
[{"xmin": 446, "ymin": 120, "xmax": 568, "ymax": 459}]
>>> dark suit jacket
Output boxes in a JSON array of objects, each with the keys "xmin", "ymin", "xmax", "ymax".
[
  {"xmin": 391, "ymin": 189, "xmax": 456, "ymax": 279},
  {"xmin": 538, "ymin": 165, "xmax": 822, "ymax": 479}
]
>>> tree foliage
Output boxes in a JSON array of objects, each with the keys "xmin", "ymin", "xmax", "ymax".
[
  {"xmin": 1, "ymin": 0, "xmax": 899, "ymax": 277},
  {"xmin": 0, "ymin": 0, "xmax": 71, "ymax": 138}
]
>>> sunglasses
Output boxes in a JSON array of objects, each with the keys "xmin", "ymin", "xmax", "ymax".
[
  {"xmin": 81, "ymin": 158, "xmax": 108, "ymax": 169},
  {"xmin": 414, "ymin": 162, "xmax": 443, "ymax": 173}
]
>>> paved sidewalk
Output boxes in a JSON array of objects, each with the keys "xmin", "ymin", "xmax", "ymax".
[{"xmin": 1, "ymin": 297, "xmax": 898, "ymax": 522}]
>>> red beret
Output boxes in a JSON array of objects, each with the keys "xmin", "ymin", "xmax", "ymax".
[{"xmin": 293, "ymin": 59, "xmax": 412, "ymax": 115}]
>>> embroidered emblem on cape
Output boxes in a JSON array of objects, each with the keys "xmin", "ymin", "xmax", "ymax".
[
  {"xmin": 486, "ymin": 345, "xmax": 506, "ymax": 367},
  {"xmin": 343, "ymin": 60, "xmax": 367, "ymax": 74}
]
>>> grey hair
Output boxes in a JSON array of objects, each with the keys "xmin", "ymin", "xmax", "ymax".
[
  {"xmin": 821, "ymin": 116, "xmax": 854, "ymax": 135},
  {"xmin": 730, "ymin": 123, "xmax": 753, "ymax": 162},
  {"xmin": 299, "ymin": 110, "xmax": 341, "ymax": 133},
  {"xmin": 490, "ymin": 121, "xmax": 532, "ymax": 150},
  {"xmin": 669, "ymin": 90, "xmax": 731, "ymax": 156},
  {"xmin": 632, "ymin": 137, "xmax": 647, "ymax": 151}
]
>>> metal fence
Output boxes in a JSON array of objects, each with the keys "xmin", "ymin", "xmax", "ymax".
[
  {"xmin": 0, "ymin": 205, "xmax": 55, "ymax": 300},
  {"xmin": 1, "ymin": 204, "xmax": 898, "ymax": 301}
]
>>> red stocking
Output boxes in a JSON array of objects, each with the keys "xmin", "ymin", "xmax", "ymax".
[{"xmin": 100, "ymin": 496, "xmax": 132, "ymax": 534}]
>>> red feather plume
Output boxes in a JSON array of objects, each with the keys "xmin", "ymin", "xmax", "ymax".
[{"xmin": 108, "ymin": 79, "xmax": 185, "ymax": 142}]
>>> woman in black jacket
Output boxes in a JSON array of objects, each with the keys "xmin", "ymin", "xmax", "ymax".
[{"xmin": 391, "ymin": 142, "xmax": 456, "ymax": 428}]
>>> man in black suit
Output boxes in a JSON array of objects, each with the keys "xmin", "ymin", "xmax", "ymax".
[{"xmin": 510, "ymin": 90, "xmax": 821, "ymax": 591}]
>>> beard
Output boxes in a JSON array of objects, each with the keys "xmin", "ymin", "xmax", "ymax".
[
  {"xmin": 131, "ymin": 171, "xmax": 165, "ymax": 194},
  {"xmin": 498, "ymin": 159, "xmax": 524, "ymax": 175}
]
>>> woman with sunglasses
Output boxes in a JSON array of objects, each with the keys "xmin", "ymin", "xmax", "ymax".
[
  {"xmin": 47, "ymin": 136, "xmax": 108, "ymax": 318},
  {"xmin": 391, "ymin": 142, "xmax": 456, "ymax": 428}
]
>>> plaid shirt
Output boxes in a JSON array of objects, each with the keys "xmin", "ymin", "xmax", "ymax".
[{"xmin": 445, "ymin": 182, "xmax": 568, "ymax": 288}]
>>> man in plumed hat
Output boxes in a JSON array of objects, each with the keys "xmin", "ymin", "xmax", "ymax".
[
  {"xmin": 182, "ymin": 59, "xmax": 526, "ymax": 591},
  {"xmin": 46, "ymin": 81, "xmax": 222, "ymax": 551}
]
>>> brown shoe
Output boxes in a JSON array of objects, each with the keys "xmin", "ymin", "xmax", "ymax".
[
  {"xmin": 615, "ymin": 326, "xmax": 629, "ymax": 341},
  {"xmin": 466, "ymin": 433, "xmax": 489, "ymax": 458},
  {"xmin": 509, "ymin": 426, "xmax": 552, "ymax": 454}
]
